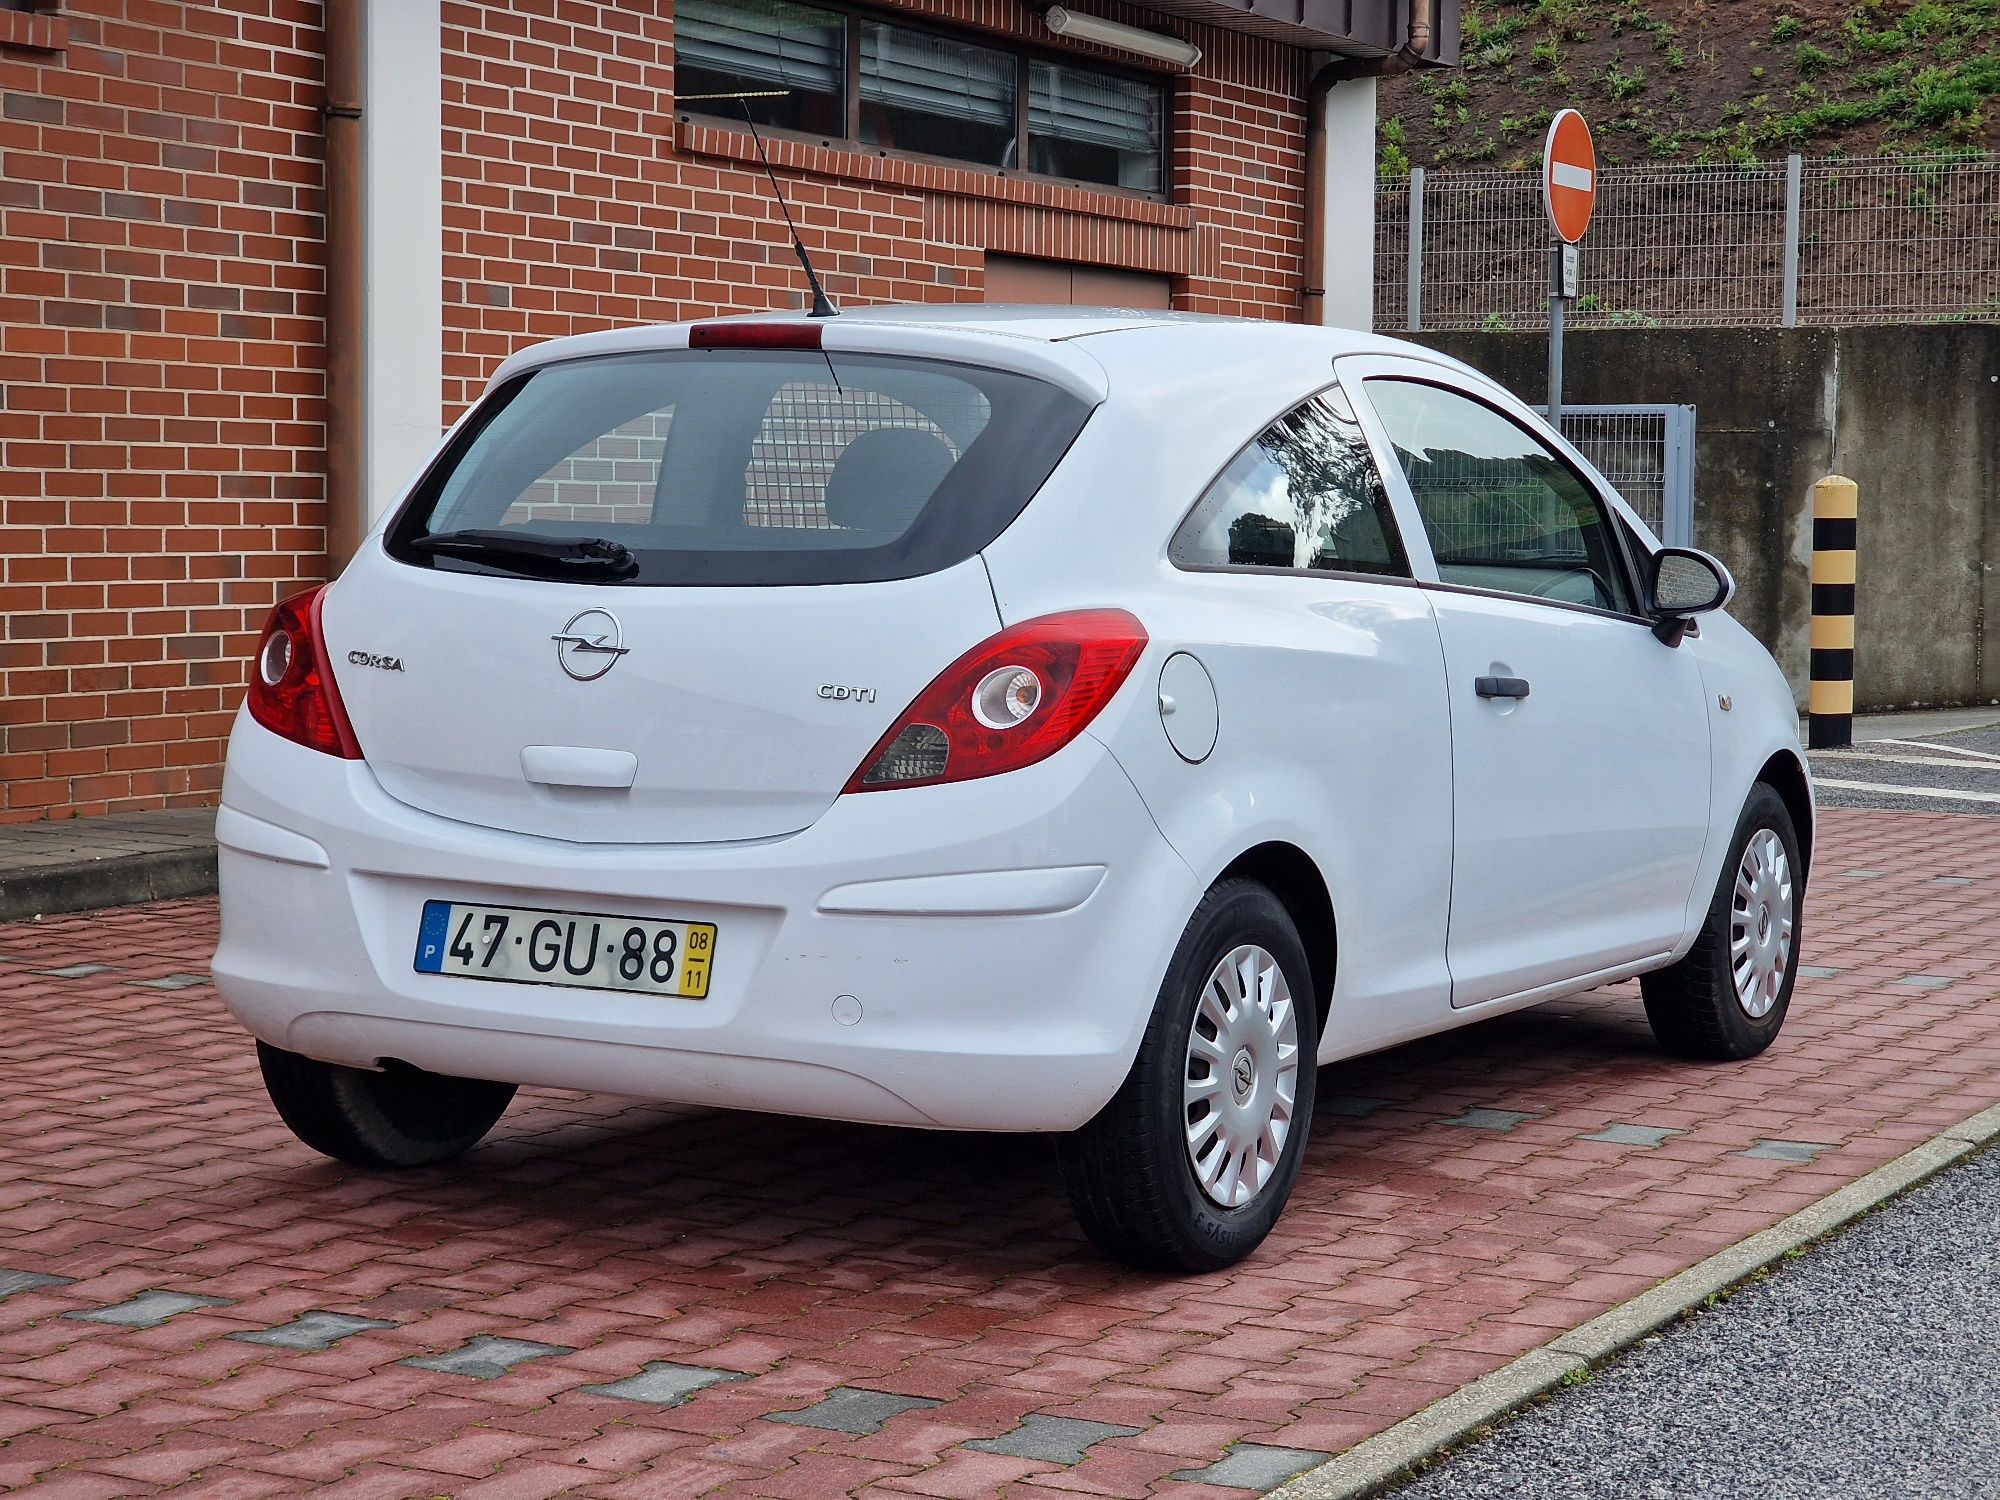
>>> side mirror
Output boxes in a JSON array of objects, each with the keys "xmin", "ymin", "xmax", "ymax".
[{"xmin": 1648, "ymin": 547, "xmax": 1734, "ymax": 645}]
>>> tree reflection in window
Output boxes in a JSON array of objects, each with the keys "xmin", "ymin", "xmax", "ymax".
[{"xmin": 1173, "ymin": 389, "xmax": 1409, "ymax": 579}]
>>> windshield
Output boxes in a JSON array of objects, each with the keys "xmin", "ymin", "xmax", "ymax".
[{"xmin": 385, "ymin": 348, "xmax": 1094, "ymax": 586}]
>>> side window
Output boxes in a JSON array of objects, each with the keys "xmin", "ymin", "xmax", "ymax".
[
  {"xmin": 1171, "ymin": 388, "xmax": 1410, "ymax": 578},
  {"xmin": 1366, "ymin": 379, "xmax": 1638, "ymax": 614}
]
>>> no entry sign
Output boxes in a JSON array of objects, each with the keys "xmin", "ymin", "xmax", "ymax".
[{"xmin": 1543, "ymin": 109, "xmax": 1596, "ymax": 243}]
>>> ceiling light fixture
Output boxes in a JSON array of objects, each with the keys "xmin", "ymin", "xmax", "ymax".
[{"xmin": 1041, "ymin": 7, "xmax": 1202, "ymax": 68}]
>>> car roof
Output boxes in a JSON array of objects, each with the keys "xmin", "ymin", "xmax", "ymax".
[{"xmin": 486, "ymin": 305, "xmax": 1471, "ymax": 404}]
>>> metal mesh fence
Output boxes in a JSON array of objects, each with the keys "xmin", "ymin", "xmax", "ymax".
[
  {"xmin": 1378, "ymin": 152, "xmax": 1999, "ymax": 331},
  {"xmin": 1556, "ymin": 410, "xmax": 1669, "ymax": 536},
  {"xmin": 1800, "ymin": 156, "xmax": 2000, "ymax": 323}
]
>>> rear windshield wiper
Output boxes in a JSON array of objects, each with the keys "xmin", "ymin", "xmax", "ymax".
[{"xmin": 409, "ymin": 529, "xmax": 639, "ymax": 581}]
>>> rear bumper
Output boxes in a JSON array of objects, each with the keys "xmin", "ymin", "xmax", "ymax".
[{"xmin": 211, "ymin": 712, "xmax": 1196, "ymax": 1132}]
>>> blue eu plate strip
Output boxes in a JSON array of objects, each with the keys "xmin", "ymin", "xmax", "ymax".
[{"xmin": 414, "ymin": 900, "xmax": 452, "ymax": 973}]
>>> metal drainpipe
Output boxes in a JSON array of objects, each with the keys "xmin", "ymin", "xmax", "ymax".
[
  {"xmin": 1301, "ymin": 0, "xmax": 1435, "ymax": 325},
  {"xmin": 323, "ymin": 0, "xmax": 365, "ymax": 570}
]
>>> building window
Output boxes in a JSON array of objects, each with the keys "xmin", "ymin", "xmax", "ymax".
[
  {"xmin": 1028, "ymin": 60, "xmax": 1163, "ymax": 194},
  {"xmin": 676, "ymin": 0, "xmax": 1171, "ymax": 196},
  {"xmin": 676, "ymin": 0, "xmax": 847, "ymax": 137},
  {"xmin": 859, "ymin": 21, "xmax": 1018, "ymax": 169}
]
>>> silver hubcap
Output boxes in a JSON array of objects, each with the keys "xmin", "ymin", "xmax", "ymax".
[
  {"xmin": 1184, "ymin": 945, "xmax": 1300, "ymax": 1209},
  {"xmin": 1730, "ymin": 828, "xmax": 1794, "ymax": 1019}
]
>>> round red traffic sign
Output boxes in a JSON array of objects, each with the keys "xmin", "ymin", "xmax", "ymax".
[{"xmin": 1543, "ymin": 109, "xmax": 1596, "ymax": 243}]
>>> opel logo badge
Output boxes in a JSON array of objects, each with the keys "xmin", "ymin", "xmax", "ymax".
[
  {"xmin": 1231, "ymin": 1050, "xmax": 1254, "ymax": 1100},
  {"xmin": 551, "ymin": 609, "xmax": 629, "ymax": 682}
]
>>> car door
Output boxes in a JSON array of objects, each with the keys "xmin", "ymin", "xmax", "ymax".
[
  {"xmin": 1347, "ymin": 361, "xmax": 1712, "ymax": 1009},
  {"xmin": 1120, "ymin": 383, "xmax": 1457, "ymax": 1051}
]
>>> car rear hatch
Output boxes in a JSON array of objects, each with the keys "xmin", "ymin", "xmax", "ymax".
[{"xmin": 322, "ymin": 330, "xmax": 1100, "ymax": 845}]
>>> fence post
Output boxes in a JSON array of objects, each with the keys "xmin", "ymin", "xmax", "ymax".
[
  {"xmin": 1807, "ymin": 474, "xmax": 1858, "ymax": 749},
  {"xmin": 1662, "ymin": 405, "xmax": 1696, "ymax": 549},
  {"xmin": 1405, "ymin": 166, "xmax": 1425, "ymax": 333},
  {"xmin": 1781, "ymin": 154, "xmax": 1802, "ymax": 328}
]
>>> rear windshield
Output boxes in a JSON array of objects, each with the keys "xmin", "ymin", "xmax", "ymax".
[{"xmin": 385, "ymin": 348, "xmax": 1094, "ymax": 585}]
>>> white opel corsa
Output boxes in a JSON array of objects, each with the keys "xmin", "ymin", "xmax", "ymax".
[{"xmin": 214, "ymin": 308, "xmax": 1811, "ymax": 1271}]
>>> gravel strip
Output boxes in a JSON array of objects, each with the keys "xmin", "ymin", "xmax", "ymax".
[{"xmin": 1386, "ymin": 1145, "xmax": 2000, "ymax": 1500}]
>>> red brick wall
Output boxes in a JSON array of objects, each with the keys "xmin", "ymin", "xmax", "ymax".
[
  {"xmin": 441, "ymin": 0, "xmax": 1307, "ymax": 417},
  {"xmin": 2, "ymin": 0, "xmax": 1312, "ymax": 822},
  {"xmin": 0, "ymin": 2, "xmax": 326, "ymax": 822}
]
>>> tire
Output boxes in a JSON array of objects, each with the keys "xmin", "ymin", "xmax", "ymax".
[
  {"xmin": 257, "ymin": 1042, "xmax": 516, "ymax": 1168},
  {"xmin": 1059, "ymin": 879, "xmax": 1319, "ymax": 1272},
  {"xmin": 1642, "ymin": 782, "xmax": 1804, "ymax": 1061}
]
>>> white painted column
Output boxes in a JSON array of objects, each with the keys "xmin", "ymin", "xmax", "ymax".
[
  {"xmin": 1316, "ymin": 75, "xmax": 1377, "ymax": 332},
  {"xmin": 361, "ymin": 0, "xmax": 444, "ymax": 521}
]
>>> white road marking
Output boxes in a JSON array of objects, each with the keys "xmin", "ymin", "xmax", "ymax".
[
  {"xmin": 1551, "ymin": 161, "xmax": 1594, "ymax": 192},
  {"xmin": 1812, "ymin": 751, "xmax": 2000, "ymax": 772},
  {"xmin": 1815, "ymin": 778, "xmax": 2000, "ymax": 805},
  {"xmin": 1872, "ymin": 738, "xmax": 2000, "ymax": 763}
]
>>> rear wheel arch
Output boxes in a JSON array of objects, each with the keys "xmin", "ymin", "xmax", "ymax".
[
  {"xmin": 1211, "ymin": 842, "xmax": 1337, "ymax": 1037},
  {"xmin": 1755, "ymin": 749, "xmax": 1814, "ymax": 874}
]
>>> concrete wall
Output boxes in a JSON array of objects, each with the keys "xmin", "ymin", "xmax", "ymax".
[{"xmin": 1410, "ymin": 325, "xmax": 2000, "ymax": 711}]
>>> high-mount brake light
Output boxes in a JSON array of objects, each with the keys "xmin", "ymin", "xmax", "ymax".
[
  {"xmin": 245, "ymin": 585, "xmax": 362, "ymax": 759},
  {"xmin": 845, "ymin": 609, "xmax": 1147, "ymax": 793},
  {"xmin": 687, "ymin": 322, "xmax": 825, "ymax": 351}
]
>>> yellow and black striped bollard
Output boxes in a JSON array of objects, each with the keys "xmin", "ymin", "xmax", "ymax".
[{"xmin": 1807, "ymin": 473, "xmax": 1857, "ymax": 750}]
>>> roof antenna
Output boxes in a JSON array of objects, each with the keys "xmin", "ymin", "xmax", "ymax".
[{"xmin": 729, "ymin": 95, "xmax": 838, "ymax": 319}]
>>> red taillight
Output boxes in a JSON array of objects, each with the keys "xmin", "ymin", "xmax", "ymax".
[
  {"xmin": 245, "ymin": 585, "xmax": 362, "ymax": 759},
  {"xmin": 687, "ymin": 321, "xmax": 824, "ymax": 350},
  {"xmin": 845, "ymin": 609, "xmax": 1147, "ymax": 793}
]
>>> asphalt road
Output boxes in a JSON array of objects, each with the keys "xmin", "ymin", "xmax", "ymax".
[
  {"xmin": 1387, "ymin": 1144, "xmax": 2000, "ymax": 1500},
  {"xmin": 1809, "ymin": 717, "xmax": 2000, "ymax": 816}
]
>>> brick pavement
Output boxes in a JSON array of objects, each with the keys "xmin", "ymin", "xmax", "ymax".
[{"xmin": 1, "ymin": 807, "xmax": 1996, "ymax": 1498}]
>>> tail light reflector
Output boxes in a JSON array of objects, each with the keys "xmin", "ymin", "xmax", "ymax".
[
  {"xmin": 845, "ymin": 609, "xmax": 1147, "ymax": 793},
  {"xmin": 245, "ymin": 585, "xmax": 362, "ymax": 759}
]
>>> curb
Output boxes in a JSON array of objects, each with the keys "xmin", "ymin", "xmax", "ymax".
[
  {"xmin": 0, "ymin": 847, "xmax": 219, "ymax": 925},
  {"xmin": 1267, "ymin": 1098, "xmax": 2000, "ymax": 1500}
]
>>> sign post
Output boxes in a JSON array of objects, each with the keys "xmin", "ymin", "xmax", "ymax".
[{"xmin": 1542, "ymin": 109, "xmax": 1596, "ymax": 428}]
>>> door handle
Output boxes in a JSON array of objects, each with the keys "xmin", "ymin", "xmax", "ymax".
[{"xmin": 1474, "ymin": 675, "xmax": 1531, "ymax": 700}]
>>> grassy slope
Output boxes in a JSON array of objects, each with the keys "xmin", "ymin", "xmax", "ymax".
[{"xmin": 1377, "ymin": 0, "xmax": 2000, "ymax": 174}]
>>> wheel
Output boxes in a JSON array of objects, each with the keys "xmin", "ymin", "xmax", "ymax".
[
  {"xmin": 1642, "ymin": 782, "xmax": 1803, "ymax": 1061},
  {"xmin": 256, "ymin": 1042, "xmax": 516, "ymax": 1168},
  {"xmin": 1058, "ymin": 879, "xmax": 1319, "ymax": 1272}
]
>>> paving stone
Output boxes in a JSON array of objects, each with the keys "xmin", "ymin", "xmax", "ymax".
[
  {"xmin": 66, "ymin": 1290, "xmax": 233, "ymax": 1328},
  {"xmin": 1584, "ymin": 1123, "xmax": 1685, "ymax": 1148},
  {"xmin": 127, "ymin": 972, "xmax": 209, "ymax": 990},
  {"xmin": 1, "ymin": 804, "xmax": 1995, "ymax": 1499},
  {"xmin": 0, "ymin": 1270, "xmax": 76, "ymax": 1301},
  {"xmin": 1798, "ymin": 965, "xmax": 1842, "ymax": 979},
  {"xmin": 1739, "ymin": 1139, "xmax": 1838, "ymax": 1163},
  {"xmin": 1321, "ymin": 1094, "xmax": 1396, "ymax": 1118},
  {"xmin": 1170, "ymin": 1442, "xmax": 1331, "ymax": 1489},
  {"xmin": 1895, "ymin": 974, "xmax": 1956, "ymax": 989},
  {"xmin": 35, "ymin": 963, "xmax": 118, "ymax": 979},
  {"xmin": 1840, "ymin": 870, "xmax": 1887, "ymax": 879},
  {"xmin": 401, "ymin": 1336, "xmax": 574, "ymax": 1379},
  {"xmin": 579, "ymin": 1361, "xmax": 745, "ymax": 1405},
  {"xmin": 229, "ymin": 1311, "xmax": 398, "ymax": 1350},
  {"xmin": 1933, "ymin": 876, "xmax": 1978, "ymax": 886},
  {"xmin": 1440, "ymin": 1107, "xmax": 1537, "ymax": 1132},
  {"xmin": 965, "ymin": 1415, "xmax": 1141, "ymax": 1465},
  {"xmin": 766, "ymin": 1386, "xmax": 941, "ymax": 1434}
]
